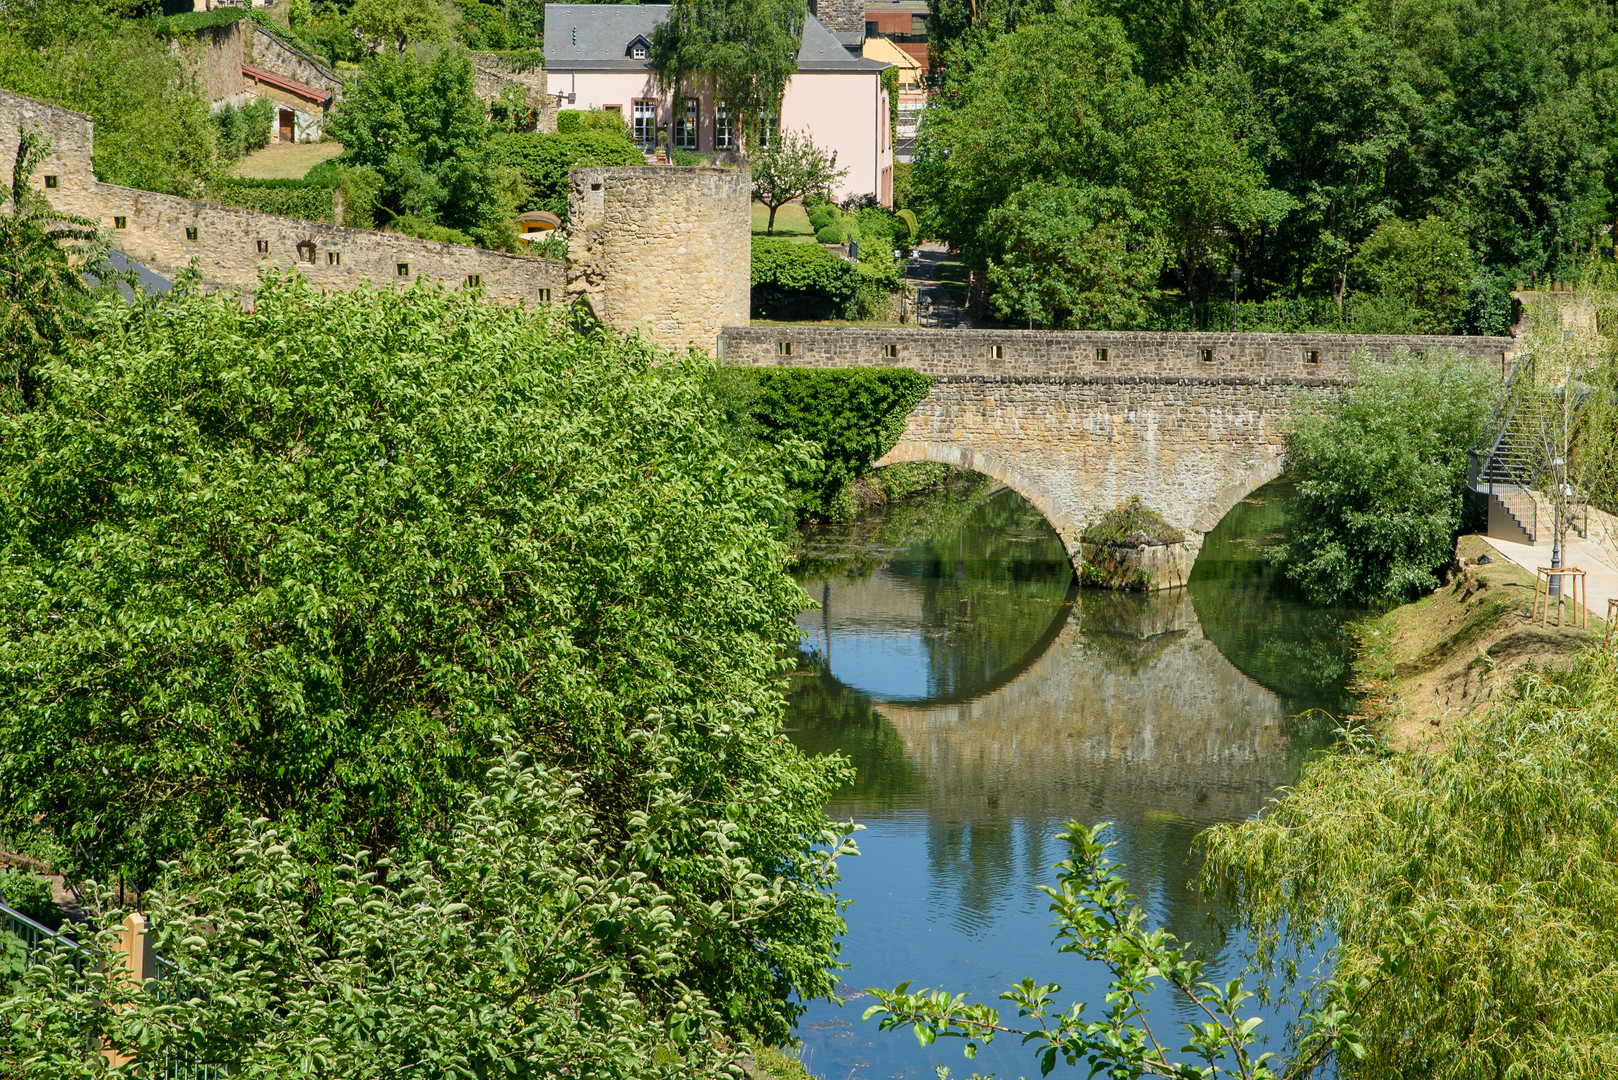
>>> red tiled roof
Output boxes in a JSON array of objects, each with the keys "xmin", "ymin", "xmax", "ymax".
[{"xmin": 241, "ymin": 64, "xmax": 332, "ymax": 107}]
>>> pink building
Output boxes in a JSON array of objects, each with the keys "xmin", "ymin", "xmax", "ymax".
[{"xmin": 544, "ymin": 4, "xmax": 894, "ymax": 206}]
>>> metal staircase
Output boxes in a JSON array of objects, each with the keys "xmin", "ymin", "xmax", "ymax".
[{"xmin": 1469, "ymin": 360, "xmax": 1544, "ymax": 543}]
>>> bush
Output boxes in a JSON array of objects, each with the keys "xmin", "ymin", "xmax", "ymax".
[
  {"xmin": 211, "ymin": 96, "xmax": 275, "ymax": 163},
  {"xmin": 494, "ymin": 128, "xmax": 644, "ymax": 223},
  {"xmin": 714, "ymin": 366, "xmax": 934, "ymax": 519},
  {"xmin": 390, "ymin": 213, "xmax": 477, "ymax": 245},
  {"xmin": 751, "ymin": 237, "xmax": 864, "ymax": 320},
  {"xmin": 0, "ymin": 273, "xmax": 849, "ymax": 1054},
  {"xmin": 1271, "ymin": 350, "xmax": 1500, "ymax": 606},
  {"xmin": 556, "ymin": 109, "xmax": 631, "ymax": 135},
  {"xmin": 808, "ymin": 209, "xmax": 835, "ymax": 231},
  {"xmin": 0, "ymin": 868, "xmax": 57, "ymax": 930},
  {"xmin": 815, "ymin": 223, "xmax": 844, "ymax": 244},
  {"xmin": 1080, "ymin": 496, "xmax": 1184, "ymax": 547},
  {"xmin": 1350, "ymin": 216, "xmax": 1474, "ymax": 335},
  {"xmin": 204, "ymin": 177, "xmax": 336, "ymax": 222},
  {"xmin": 895, "ymin": 207, "xmax": 918, "ymax": 241}
]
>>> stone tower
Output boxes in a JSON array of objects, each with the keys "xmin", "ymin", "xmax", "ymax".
[{"xmin": 565, "ymin": 166, "xmax": 751, "ymax": 352}]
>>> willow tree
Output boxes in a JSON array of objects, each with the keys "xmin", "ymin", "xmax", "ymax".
[{"xmin": 649, "ymin": 0, "xmax": 806, "ymax": 149}]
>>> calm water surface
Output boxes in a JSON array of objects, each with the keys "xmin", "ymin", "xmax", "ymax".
[{"xmin": 786, "ymin": 476, "xmax": 1356, "ymax": 1079}]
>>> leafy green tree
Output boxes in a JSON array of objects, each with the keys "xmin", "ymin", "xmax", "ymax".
[
  {"xmin": 327, "ymin": 47, "xmax": 527, "ymax": 248},
  {"xmin": 3, "ymin": 751, "xmax": 857, "ymax": 1078},
  {"xmin": 1203, "ymin": 649, "xmax": 1618, "ymax": 1077},
  {"xmin": 0, "ymin": 274, "xmax": 852, "ymax": 1044},
  {"xmin": 0, "ymin": 128, "xmax": 110, "ymax": 409},
  {"xmin": 983, "ymin": 182, "xmax": 1163, "ymax": 329},
  {"xmin": 752, "ymin": 128, "xmax": 847, "ymax": 235},
  {"xmin": 913, "ymin": 6, "xmax": 1146, "ymax": 267},
  {"xmin": 1272, "ymin": 351, "xmax": 1499, "ymax": 607},
  {"xmin": 1128, "ymin": 75, "xmax": 1293, "ymax": 304},
  {"xmin": 346, "ymin": 0, "xmax": 449, "ymax": 51},
  {"xmin": 865, "ymin": 822, "xmax": 1362, "ymax": 1079},
  {"xmin": 649, "ymin": 0, "xmax": 806, "ymax": 149},
  {"xmin": 1348, "ymin": 217, "xmax": 1474, "ymax": 335}
]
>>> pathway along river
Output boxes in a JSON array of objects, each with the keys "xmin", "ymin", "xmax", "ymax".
[{"xmin": 785, "ymin": 474, "xmax": 1357, "ymax": 1079}]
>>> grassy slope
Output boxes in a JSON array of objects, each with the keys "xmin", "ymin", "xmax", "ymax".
[
  {"xmin": 1355, "ymin": 533, "xmax": 1608, "ymax": 749},
  {"xmin": 233, "ymin": 142, "xmax": 344, "ymax": 180},
  {"xmin": 751, "ymin": 200, "xmax": 815, "ymax": 237}
]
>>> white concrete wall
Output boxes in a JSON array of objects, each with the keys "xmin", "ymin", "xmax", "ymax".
[{"xmin": 552, "ymin": 70, "xmax": 892, "ymax": 205}]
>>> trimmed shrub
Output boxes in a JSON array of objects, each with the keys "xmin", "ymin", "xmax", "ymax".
[
  {"xmin": 895, "ymin": 208, "xmax": 918, "ymax": 241},
  {"xmin": 204, "ymin": 177, "xmax": 335, "ymax": 222},
  {"xmin": 815, "ymin": 223, "xmax": 844, "ymax": 244},
  {"xmin": 556, "ymin": 109, "xmax": 631, "ymax": 135},
  {"xmin": 494, "ymin": 128, "xmax": 644, "ymax": 224},
  {"xmin": 752, "ymin": 238, "xmax": 862, "ymax": 320}
]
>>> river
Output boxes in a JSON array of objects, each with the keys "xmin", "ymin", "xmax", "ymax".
[{"xmin": 785, "ymin": 473, "xmax": 1357, "ymax": 1079}]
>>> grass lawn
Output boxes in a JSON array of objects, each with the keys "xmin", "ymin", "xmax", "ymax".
[
  {"xmin": 233, "ymin": 141, "xmax": 344, "ymax": 180},
  {"xmin": 752, "ymin": 200, "xmax": 815, "ymax": 237}
]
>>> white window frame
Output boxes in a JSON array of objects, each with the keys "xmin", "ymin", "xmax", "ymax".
[
  {"xmin": 758, "ymin": 110, "xmax": 779, "ymax": 149},
  {"xmin": 632, "ymin": 99, "xmax": 656, "ymax": 148},
  {"xmin": 715, "ymin": 104, "xmax": 736, "ymax": 150},
  {"xmin": 675, "ymin": 98, "xmax": 699, "ymax": 151},
  {"xmin": 631, "ymin": 44, "xmax": 647, "ymax": 59}
]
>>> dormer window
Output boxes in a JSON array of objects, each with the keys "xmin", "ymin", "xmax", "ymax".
[
  {"xmin": 632, "ymin": 44, "xmax": 646, "ymax": 58},
  {"xmin": 626, "ymin": 35, "xmax": 650, "ymax": 59}
]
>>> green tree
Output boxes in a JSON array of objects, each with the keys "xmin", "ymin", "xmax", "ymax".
[
  {"xmin": 983, "ymin": 182, "xmax": 1163, "ymax": 329},
  {"xmin": 1271, "ymin": 351, "xmax": 1500, "ymax": 607},
  {"xmin": 346, "ymin": 0, "xmax": 449, "ymax": 51},
  {"xmin": 1349, "ymin": 217, "xmax": 1474, "ymax": 334},
  {"xmin": 0, "ymin": 275, "xmax": 851, "ymax": 1045},
  {"xmin": 649, "ymin": 0, "xmax": 806, "ymax": 150},
  {"xmin": 0, "ymin": 128, "xmax": 110, "ymax": 409},
  {"xmin": 913, "ymin": 6, "xmax": 1146, "ymax": 268},
  {"xmin": 1203, "ymin": 649, "xmax": 1618, "ymax": 1077},
  {"xmin": 751, "ymin": 128, "xmax": 847, "ymax": 235},
  {"xmin": 327, "ymin": 47, "xmax": 527, "ymax": 248}
]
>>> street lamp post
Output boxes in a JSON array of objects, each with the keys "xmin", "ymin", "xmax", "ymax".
[{"xmin": 1550, "ymin": 456, "xmax": 1565, "ymax": 596}]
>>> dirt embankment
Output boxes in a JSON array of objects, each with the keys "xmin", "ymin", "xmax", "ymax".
[{"xmin": 1356, "ymin": 534, "xmax": 1609, "ymax": 750}]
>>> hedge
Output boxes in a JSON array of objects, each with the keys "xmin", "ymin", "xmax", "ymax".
[
  {"xmin": 751, "ymin": 238, "xmax": 864, "ymax": 320},
  {"xmin": 494, "ymin": 128, "xmax": 644, "ymax": 223},
  {"xmin": 205, "ymin": 178, "xmax": 336, "ymax": 222}
]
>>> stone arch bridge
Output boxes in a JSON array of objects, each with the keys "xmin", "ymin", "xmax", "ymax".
[{"xmin": 719, "ymin": 327, "xmax": 1515, "ymax": 580}]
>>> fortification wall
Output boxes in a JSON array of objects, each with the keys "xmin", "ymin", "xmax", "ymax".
[
  {"xmin": 566, "ymin": 166, "xmax": 750, "ymax": 350},
  {"xmin": 471, "ymin": 52, "xmax": 557, "ymax": 132},
  {"xmin": 718, "ymin": 326, "xmax": 1518, "ymax": 380},
  {"xmin": 188, "ymin": 20, "xmax": 249, "ymax": 104},
  {"xmin": 2, "ymin": 89, "xmax": 562, "ymax": 305}
]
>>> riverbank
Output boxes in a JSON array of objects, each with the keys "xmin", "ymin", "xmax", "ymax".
[
  {"xmin": 822, "ymin": 461, "xmax": 961, "ymax": 522},
  {"xmin": 1353, "ymin": 533, "xmax": 1609, "ymax": 748}
]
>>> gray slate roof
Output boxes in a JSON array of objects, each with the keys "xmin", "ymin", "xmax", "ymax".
[{"xmin": 543, "ymin": 4, "xmax": 888, "ymax": 72}]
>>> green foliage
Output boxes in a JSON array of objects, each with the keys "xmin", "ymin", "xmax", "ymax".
[
  {"xmin": 328, "ymin": 48, "xmax": 528, "ymax": 248},
  {"xmin": 1203, "ymin": 649, "xmax": 1618, "ymax": 1077},
  {"xmin": 1080, "ymin": 496, "xmax": 1185, "ymax": 548},
  {"xmin": 1272, "ymin": 351, "xmax": 1501, "ymax": 607},
  {"xmin": 984, "ymin": 182, "xmax": 1162, "ymax": 329},
  {"xmin": 814, "ymin": 223, "xmax": 844, "ymax": 244},
  {"xmin": 0, "ymin": 868, "xmax": 57, "ymax": 930},
  {"xmin": 865, "ymin": 822, "xmax": 1362, "ymax": 1079},
  {"xmin": 721, "ymin": 367, "xmax": 934, "ymax": 519},
  {"xmin": 752, "ymin": 129, "xmax": 848, "ymax": 235},
  {"xmin": 556, "ymin": 109, "xmax": 633, "ymax": 135},
  {"xmin": 1349, "ymin": 217, "xmax": 1475, "ymax": 335},
  {"xmin": 895, "ymin": 208, "xmax": 918, "ymax": 241},
  {"xmin": 204, "ymin": 177, "xmax": 335, "ymax": 222},
  {"xmin": 0, "ymin": 128, "xmax": 112, "ymax": 410},
  {"xmin": 494, "ymin": 127, "xmax": 644, "ymax": 223},
  {"xmin": 151, "ymin": 7, "xmax": 245, "ymax": 35},
  {"xmin": 650, "ymin": 0, "xmax": 806, "ymax": 150},
  {"xmin": 2, "ymin": 750, "xmax": 856, "ymax": 1077},
  {"xmin": 390, "ymin": 213, "xmax": 477, "ymax": 245},
  {"xmin": 335, "ymin": 164, "xmax": 383, "ymax": 229},
  {"xmin": 211, "ymin": 96, "xmax": 275, "ymax": 165},
  {"xmin": 347, "ymin": 0, "xmax": 448, "ymax": 51},
  {"xmin": 751, "ymin": 237, "xmax": 867, "ymax": 320},
  {"xmin": 0, "ymin": 2, "xmax": 218, "ymax": 196}
]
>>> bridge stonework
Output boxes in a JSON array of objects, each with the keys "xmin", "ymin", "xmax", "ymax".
[{"xmin": 718, "ymin": 327, "xmax": 1516, "ymax": 573}]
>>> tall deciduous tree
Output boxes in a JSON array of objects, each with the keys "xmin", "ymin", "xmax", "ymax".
[
  {"xmin": 649, "ymin": 0, "xmax": 806, "ymax": 150},
  {"xmin": 982, "ymin": 182, "xmax": 1163, "ymax": 329},
  {"xmin": 1349, "ymin": 217, "xmax": 1474, "ymax": 334},
  {"xmin": 346, "ymin": 0, "xmax": 449, "ymax": 52},
  {"xmin": 751, "ymin": 128, "xmax": 846, "ymax": 234}
]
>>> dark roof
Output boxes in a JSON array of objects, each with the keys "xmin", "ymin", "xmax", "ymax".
[{"xmin": 543, "ymin": 4, "xmax": 888, "ymax": 72}]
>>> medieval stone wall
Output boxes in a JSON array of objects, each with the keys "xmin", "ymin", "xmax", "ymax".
[
  {"xmin": 188, "ymin": 20, "xmax": 250, "ymax": 104},
  {"xmin": 718, "ymin": 326, "xmax": 1517, "ymax": 380},
  {"xmin": 246, "ymin": 23, "xmax": 343, "ymax": 100},
  {"xmin": 470, "ymin": 52, "xmax": 557, "ymax": 133},
  {"xmin": 566, "ymin": 166, "xmax": 750, "ymax": 350}
]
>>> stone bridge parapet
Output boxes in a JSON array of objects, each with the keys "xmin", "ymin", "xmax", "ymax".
[{"xmin": 719, "ymin": 326, "xmax": 1517, "ymax": 578}]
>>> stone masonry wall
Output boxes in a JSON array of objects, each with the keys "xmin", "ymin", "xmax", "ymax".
[
  {"xmin": 246, "ymin": 23, "xmax": 343, "ymax": 101},
  {"xmin": 2, "ymin": 88, "xmax": 561, "ymax": 304},
  {"xmin": 812, "ymin": 0, "xmax": 869, "ymax": 34},
  {"xmin": 188, "ymin": 20, "xmax": 250, "ymax": 105},
  {"xmin": 567, "ymin": 166, "xmax": 750, "ymax": 351},
  {"xmin": 718, "ymin": 326, "xmax": 1518, "ymax": 380}
]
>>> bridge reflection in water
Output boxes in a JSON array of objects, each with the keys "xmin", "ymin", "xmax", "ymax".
[{"xmin": 785, "ymin": 475, "xmax": 1352, "ymax": 1080}]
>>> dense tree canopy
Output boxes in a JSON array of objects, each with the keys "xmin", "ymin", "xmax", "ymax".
[
  {"xmin": 918, "ymin": 0, "xmax": 1618, "ymax": 330},
  {"xmin": 0, "ymin": 275, "xmax": 850, "ymax": 1052},
  {"xmin": 650, "ymin": 0, "xmax": 806, "ymax": 149}
]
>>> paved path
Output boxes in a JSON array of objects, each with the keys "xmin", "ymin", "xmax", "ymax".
[
  {"xmin": 906, "ymin": 241, "xmax": 964, "ymax": 328},
  {"xmin": 1480, "ymin": 528, "xmax": 1618, "ymax": 629}
]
